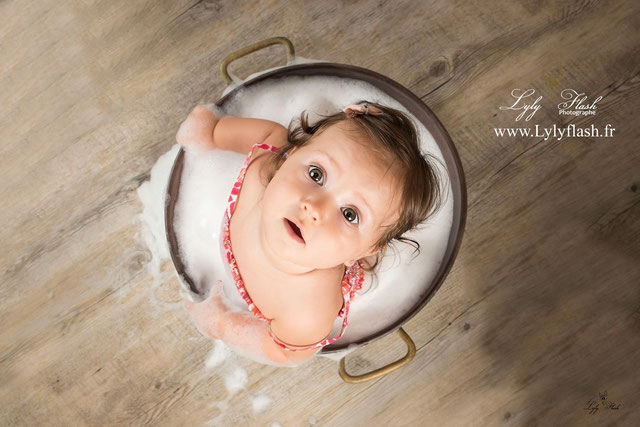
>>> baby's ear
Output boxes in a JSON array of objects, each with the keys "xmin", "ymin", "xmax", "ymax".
[
  {"xmin": 364, "ymin": 244, "xmax": 386, "ymax": 258},
  {"xmin": 350, "ymin": 246, "xmax": 385, "ymax": 268}
]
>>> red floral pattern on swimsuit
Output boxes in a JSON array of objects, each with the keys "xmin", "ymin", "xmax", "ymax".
[{"xmin": 222, "ymin": 142, "xmax": 364, "ymax": 351}]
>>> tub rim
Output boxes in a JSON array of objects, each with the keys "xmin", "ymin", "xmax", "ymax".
[{"xmin": 165, "ymin": 62, "xmax": 467, "ymax": 352}]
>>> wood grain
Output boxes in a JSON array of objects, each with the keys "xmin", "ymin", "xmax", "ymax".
[{"xmin": 1, "ymin": 0, "xmax": 638, "ymax": 425}]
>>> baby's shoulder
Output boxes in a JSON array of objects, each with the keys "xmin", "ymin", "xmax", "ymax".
[
  {"xmin": 266, "ymin": 273, "xmax": 343, "ymax": 347},
  {"xmin": 284, "ymin": 277, "xmax": 344, "ymax": 321},
  {"xmin": 242, "ymin": 151, "xmax": 275, "ymax": 192}
]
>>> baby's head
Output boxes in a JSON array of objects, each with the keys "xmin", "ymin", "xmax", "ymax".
[{"xmin": 263, "ymin": 101, "xmax": 441, "ymax": 270}]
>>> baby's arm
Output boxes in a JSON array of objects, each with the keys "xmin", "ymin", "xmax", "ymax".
[
  {"xmin": 184, "ymin": 283, "xmax": 319, "ymax": 366},
  {"xmin": 176, "ymin": 105, "xmax": 288, "ymax": 153},
  {"xmin": 175, "ymin": 105, "xmax": 219, "ymax": 150}
]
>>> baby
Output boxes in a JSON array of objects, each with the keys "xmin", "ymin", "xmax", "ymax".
[{"xmin": 177, "ymin": 101, "xmax": 440, "ymax": 366}]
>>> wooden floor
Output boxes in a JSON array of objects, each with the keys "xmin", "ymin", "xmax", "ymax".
[{"xmin": 1, "ymin": 0, "xmax": 639, "ymax": 425}]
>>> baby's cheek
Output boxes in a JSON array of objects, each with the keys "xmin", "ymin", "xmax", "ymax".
[{"xmin": 344, "ymin": 233, "xmax": 370, "ymax": 260}]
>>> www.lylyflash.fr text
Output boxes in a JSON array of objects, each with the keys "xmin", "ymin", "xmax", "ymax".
[{"xmin": 494, "ymin": 124, "xmax": 615, "ymax": 141}]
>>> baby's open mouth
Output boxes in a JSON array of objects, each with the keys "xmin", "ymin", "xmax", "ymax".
[{"xmin": 284, "ymin": 218, "xmax": 305, "ymax": 243}]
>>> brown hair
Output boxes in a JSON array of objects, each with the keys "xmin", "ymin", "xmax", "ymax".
[{"xmin": 266, "ymin": 100, "xmax": 442, "ymax": 269}]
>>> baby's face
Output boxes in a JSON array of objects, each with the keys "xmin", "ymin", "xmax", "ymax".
[{"xmin": 259, "ymin": 122, "xmax": 400, "ymax": 273}]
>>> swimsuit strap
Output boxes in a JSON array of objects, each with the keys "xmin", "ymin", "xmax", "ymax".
[
  {"xmin": 222, "ymin": 142, "xmax": 365, "ymax": 352},
  {"xmin": 223, "ymin": 142, "xmax": 278, "ymax": 321},
  {"xmin": 225, "ymin": 142, "xmax": 279, "ymax": 220}
]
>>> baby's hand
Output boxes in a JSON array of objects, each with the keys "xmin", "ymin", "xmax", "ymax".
[
  {"xmin": 183, "ymin": 280, "xmax": 227, "ymax": 339},
  {"xmin": 176, "ymin": 105, "xmax": 219, "ymax": 150}
]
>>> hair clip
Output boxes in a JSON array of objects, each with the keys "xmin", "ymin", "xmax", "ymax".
[
  {"xmin": 282, "ymin": 146, "xmax": 297, "ymax": 159},
  {"xmin": 343, "ymin": 102, "xmax": 384, "ymax": 117}
]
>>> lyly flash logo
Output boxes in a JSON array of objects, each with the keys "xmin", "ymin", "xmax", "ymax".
[{"xmin": 498, "ymin": 88, "xmax": 542, "ymax": 121}]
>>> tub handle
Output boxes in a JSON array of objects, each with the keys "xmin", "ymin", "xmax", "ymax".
[
  {"xmin": 219, "ymin": 36, "xmax": 295, "ymax": 84},
  {"xmin": 339, "ymin": 327, "xmax": 416, "ymax": 383}
]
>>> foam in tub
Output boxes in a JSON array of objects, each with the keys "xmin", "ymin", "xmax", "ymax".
[{"xmin": 173, "ymin": 74, "xmax": 454, "ymax": 347}]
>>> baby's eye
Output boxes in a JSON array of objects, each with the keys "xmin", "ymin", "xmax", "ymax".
[
  {"xmin": 308, "ymin": 165, "xmax": 324, "ymax": 185},
  {"xmin": 341, "ymin": 207, "xmax": 359, "ymax": 224}
]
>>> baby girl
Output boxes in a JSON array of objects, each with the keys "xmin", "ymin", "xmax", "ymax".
[{"xmin": 177, "ymin": 101, "xmax": 440, "ymax": 366}]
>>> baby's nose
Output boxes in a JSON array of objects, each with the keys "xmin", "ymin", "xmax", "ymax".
[{"xmin": 301, "ymin": 197, "xmax": 328, "ymax": 224}]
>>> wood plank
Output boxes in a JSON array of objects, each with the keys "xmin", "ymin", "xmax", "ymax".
[{"xmin": 1, "ymin": 0, "xmax": 638, "ymax": 425}]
